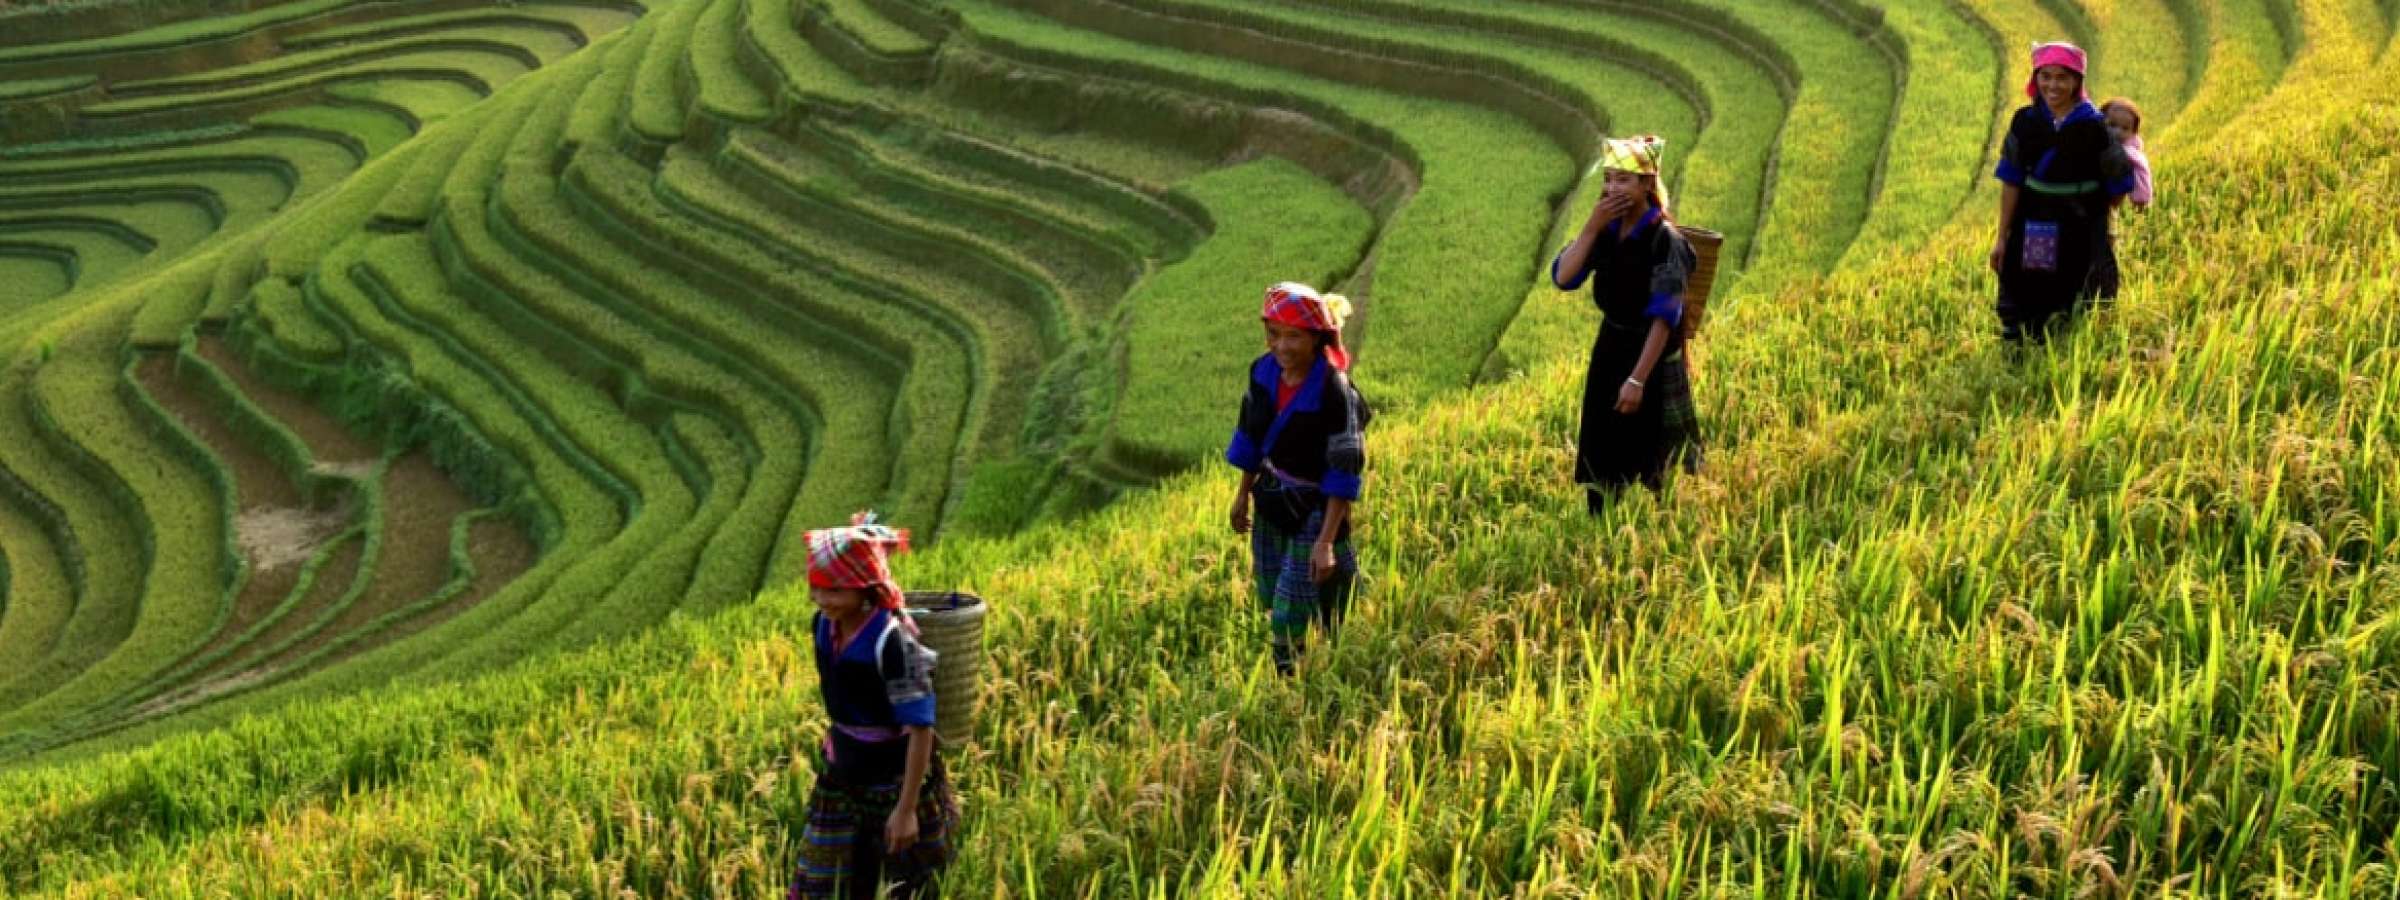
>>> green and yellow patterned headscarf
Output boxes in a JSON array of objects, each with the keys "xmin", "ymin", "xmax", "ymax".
[
  {"xmin": 1599, "ymin": 134, "xmax": 1666, "ymax": 176},
  {"xmin": 1596, "ymin": 134, "xmax": 1672, "ymax": 214}
]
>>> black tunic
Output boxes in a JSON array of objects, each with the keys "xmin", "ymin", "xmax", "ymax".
[
  {"xmin": 1994, "ymin": 101, "xmax": 2137, "ymax": 340},
  {"xmin": 1552, "ymin": 208, "xmax": 1701, "ymax": 491},
  {"xmin": 1225, "ymin": 353, "xmax": 1371, "ymax": 541}
]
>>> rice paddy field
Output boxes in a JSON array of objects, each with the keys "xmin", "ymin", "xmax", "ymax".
[{"xmin": 0, "ymin": 0, "xmax": 2395, "ymax": 894}]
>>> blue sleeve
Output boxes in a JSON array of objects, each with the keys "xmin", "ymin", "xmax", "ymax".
[
  {"xmin": 1994, "ymin": 127, "xmax": 2027, "ymax": 185},
  {"xmin": 1551, "ymin": 244, "xmax": 1592, "ymax": 291},
  {"xmin": 1226, "ymin": 428, "xmax": 1261, "ymax": 471},
  {"xmin": 1642, "ymin": 232, "xmax": 1691, "ymax": 328},
  {"xmin": 1322, "ymin": 468, "xmax": 1362, "ymax": 501},
  {"xmin": 1643, "ymin": 292, "xmax": 1684, "ymax": 329},
  {"xmin": 879, "ymin": 624, "xmax": 938, "ymax": 729}
]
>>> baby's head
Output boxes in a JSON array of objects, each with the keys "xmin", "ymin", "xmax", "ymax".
[{"xmin": 2102, "ymin": 97, "xmax": 2143, "ymax": 142}]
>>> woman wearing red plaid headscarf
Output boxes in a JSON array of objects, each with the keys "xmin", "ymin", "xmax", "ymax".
[
  {"xmin": 1227, "ymin": 282, "xmax": 1372, "ymax": 676},
  {"xmin": 790, "ymin": 514, "xmax": 958, "ymax": 900}
]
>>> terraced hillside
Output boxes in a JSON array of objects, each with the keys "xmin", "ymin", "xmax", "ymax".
[
  {"xmin": 2, "ymin": 0, "xmax": 2397, "ymax": 894},
  {"xmin": 0, "ymin": 0, "xmax": 1945, "ymax": 755}
]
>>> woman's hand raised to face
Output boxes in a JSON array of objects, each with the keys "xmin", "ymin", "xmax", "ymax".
[{"xmin": 1592, "ymin": 192, "xmax": 1635, "ymax": 227}]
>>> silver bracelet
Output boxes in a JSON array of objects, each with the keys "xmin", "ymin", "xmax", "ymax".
[{"xmin": 1624, "ymin": 376, "xmax": 1644, "ymax": 388}]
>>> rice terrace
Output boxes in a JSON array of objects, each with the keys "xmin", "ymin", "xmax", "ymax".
[{"xmin": 0, "ymin": 0, "xmax": 2395, "ymax": 891}]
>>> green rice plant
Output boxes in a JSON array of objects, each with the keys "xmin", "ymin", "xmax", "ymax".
[
  {"xmin": 351, "ymin": 234, "xmax": 701, "ymax": 653},
  {"xmin": 1642, "ymin": 0, "xmax": 1895, "ymax": 296},
  {"xmin": 801, "ymin": 0, "xmax": 937, "ymax": 85},
  {"xmin": 323, "ymin": 78, "xmax": 487, "ymax": 128},
  {"xmin": 130, "ymin": 236, "xmax": 245, "ymax": 348},
  {"xmin": 0, "ymin": 376, "xmax": 146, "ymax": 721},
  {"xmin": 289, "ymin": 236, "xmax": 624, "ymax": 669},
  {"xmin": 1404, "ymin": 0, "xmax": 1789, "ymax": 260},
  {"xmin": 465, "ymin": 172, "xmax": 815, "ymax": 609},
  {"xmin": 243, "ymin": 278, "xmax": 344, "ymax": 361},
  {"xmin": 828, "ymin": 0, "xmax": 937, "ymax": 54},
  {"xmin": 278, "ymin": 4, "xmax": 635, "ymax": 52},
  {"xmin": 2159, "ymin": 0, "xmax": 2297, "ymax": 149},
  {"xmin": 445, "ymin": 171, "xmax": 798, "ymax": 613},
  {"xmin": 0, "ymin": 0, "xmax": 352, "ymax": 67},
  {"xmin": 0, "ymin": 471, "xmax": 79, "ymax": 707},
  {"xmin": 627, "ymin": 0, "xmax": 710, "ymax": 144},
  {"xmin": 104, "ymin": 30, "xmax": 577, "ymax": 97},
  {"xmin": 0, "ymin": 219, "xmax": 152, "ymax": 301},
  {"xmin": 564, "ymin": 25, "xmax": 652, "ymax": 152},
  {"xmin": 1839, "ymin": 0, "xmax": 2007, "ymax": 254},
  {"xmin": 737, "ymin": 0, "xmax": 875, "ymax": 107},
  {"xmin": 0, "ymin": 273, "xmax": 233, "ymax": 745},
  {"xmin": 769, "ymin": 119, "xmax": 1151, "ymax": 323},
  {"xmin": 77, "ymin": 347, "xmax": 351, "ymax": 725},
  {"xmin": 0, "ymin": 124, "xmax": 244, "ymax": 162},
  {"xmin": 904, "ymin": 50, "xmax": 1229, "ymax": 188},
  {"xmin": 0, "ymin": 248, "xmax": 76, "ymax": 304},
  {"xmin": 2086, "ymin": 0, "xmax": 2198, "ymax": 126},
  {"xmin": 81, "ymin": 48, "xmax": 538, "ymax": 119},
  {"xmin": 951, "ymin": 0, "xmax": 1575, "ymax": 403},
  {"xmin": 1106, "ymin": 158, "xmax": 1371, "ymax": 473},
  {"xmin": 821, "ymin": 114, "xmax": 1207, "ymax": 258},
  {"xmin": 0, "ymin": 168, "xmax": 284, "ymax": 244},
  {"xmin": 251, "ymin": 103, "xmax": 416, "ymax": 160},
  {"xmin": 690, "ymin": 0, "xmax": 776, "ymax": 124},
  {"xmin": 571, "ymin": 147, "xmax": 944, "ymax": 536},
  {"xmin": 0, "ymin": 75, "xmax": 96, "ymax": 101}
]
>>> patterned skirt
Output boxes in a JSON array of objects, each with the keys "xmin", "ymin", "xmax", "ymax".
[
  {"xmin": 790, "ymin": 755, "xmax": 961, "ymax": 900},
  {"xmin": 1250, "ymin": 508, "xmax": 1356, "ymax": 672}
]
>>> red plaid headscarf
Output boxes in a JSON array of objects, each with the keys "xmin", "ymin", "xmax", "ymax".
[
  {"xmin": 806, "ymin": 512, "xmax": 910, "ymax": 613},
  {"xmin": 2026, "ymin": 42, "xmax": 2090, "ymax": 101},
  {"xmin": 1261, "ymin": 281, "xmax": 1353, "ymax": 371}
]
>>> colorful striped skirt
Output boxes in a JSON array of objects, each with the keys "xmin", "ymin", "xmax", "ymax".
[{"xmin": 790, "ymin": 755, "xmax": 960, "ymax": 900}]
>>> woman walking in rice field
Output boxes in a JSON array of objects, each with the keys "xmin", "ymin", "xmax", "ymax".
[
  {"xmin": 1550, "ymin": 135, "xmax": 1703, "ymax": 515},
  {"xmin": 1227, "ymin": 282, "xmax": 1371, "ymax": 676},
  {"xmin": 791, "ymin": 515, "xmax": 959, "ymax": 899},
  {"xmin": 1989, "ymin": 42, "xmax": 2138, "ymax": 342}
]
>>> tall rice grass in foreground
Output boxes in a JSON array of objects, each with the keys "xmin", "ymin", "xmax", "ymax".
[{"xmin": 3, "ymin": 5, "xmax": 2398, "ymax": 897}]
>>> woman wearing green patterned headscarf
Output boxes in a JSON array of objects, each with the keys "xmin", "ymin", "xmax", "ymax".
[{"xmin": 1549, "ymin": 135, "xmax": 1703, "ymax": 515}]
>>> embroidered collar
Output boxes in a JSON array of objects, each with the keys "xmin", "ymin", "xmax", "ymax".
[
  {"xmin": 1252, "ymin": 353, "xmax": 1328, "ymax": 459},
  {"xmin": 2044, "ymin": 100, "xmax": 2104, "ymax": 130},
  {"xmin": 820, "ymin": 608, "xmax": 893, "ymax": 662},
  {"xmin": 1607, "ymin": 206, "xmax": 1664, "ymax": 241}
]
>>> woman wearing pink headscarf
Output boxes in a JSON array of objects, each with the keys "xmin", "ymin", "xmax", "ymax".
[{"xmin": 1989, "ymin": 42, "xmax": 2139, "ymax": 343}]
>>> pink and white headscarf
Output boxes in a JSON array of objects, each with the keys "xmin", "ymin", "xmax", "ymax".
[{"xmin": 2026, "ymin": 42, "xmax": 2090, "ymax": 101}]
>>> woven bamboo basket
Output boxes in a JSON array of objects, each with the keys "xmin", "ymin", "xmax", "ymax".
[
  {"xmin": 902, "ymin": 591, "xmax": 987, "ymax": 744},
  {"xmin": 1675, "ymin": 225, "xmax": 1725, "ymax": 342}
]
